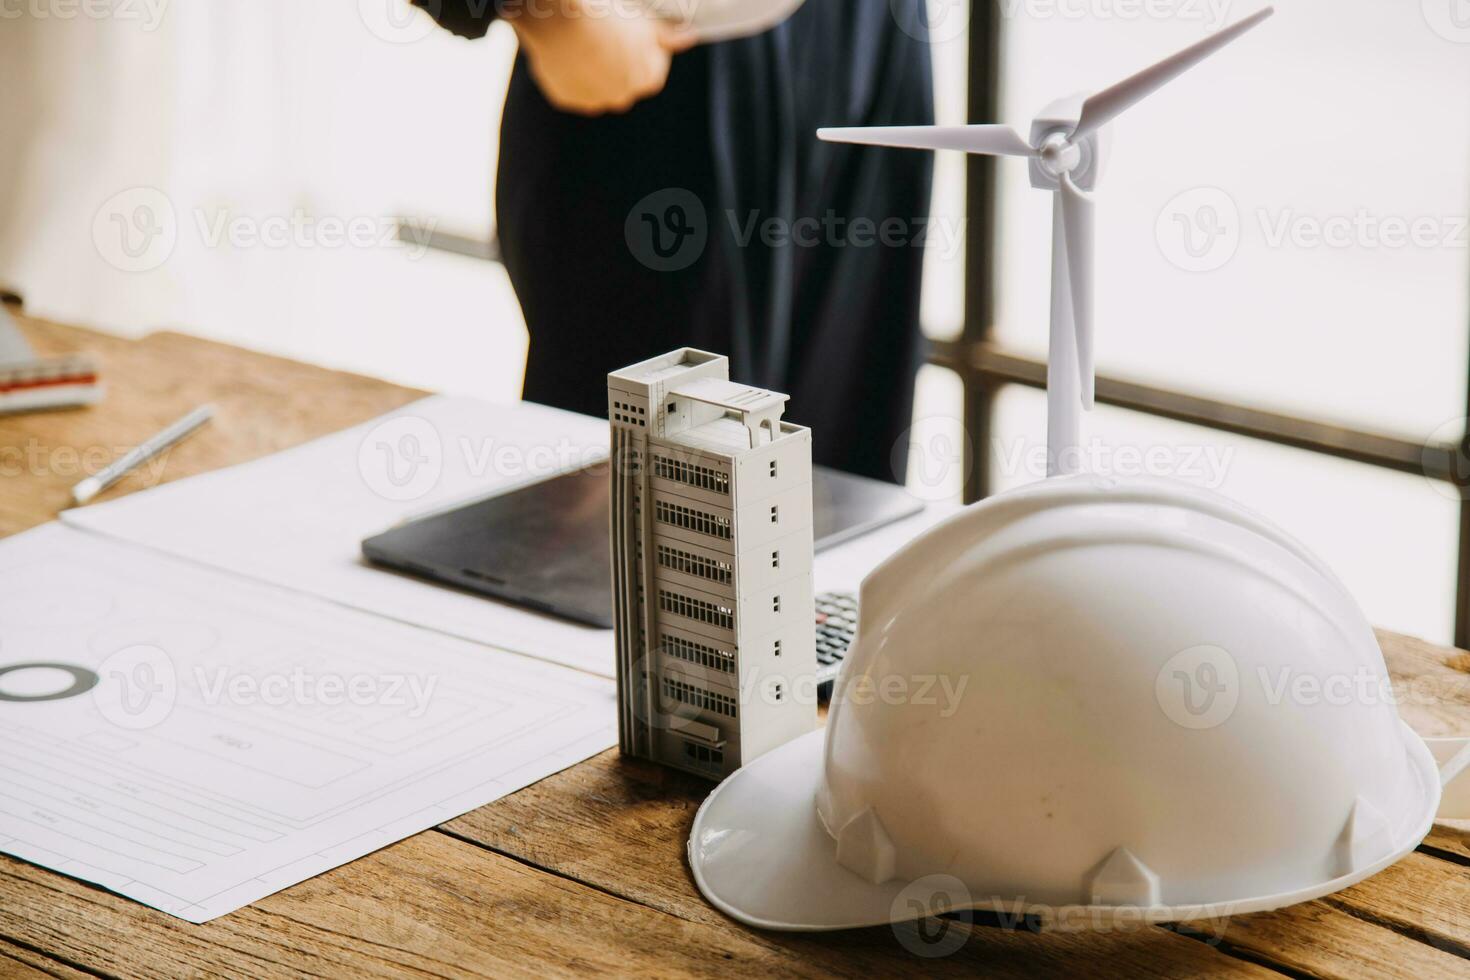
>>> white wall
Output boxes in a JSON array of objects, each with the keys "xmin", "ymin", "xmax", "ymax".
[{"xmin": 0, "ymin": 2, "xmax": 528, "ymax": 400}]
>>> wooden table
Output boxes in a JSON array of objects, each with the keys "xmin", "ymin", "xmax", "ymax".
[{"xmin": 3, "ymin": 311, "xmax": 1470, "ymax": 979}]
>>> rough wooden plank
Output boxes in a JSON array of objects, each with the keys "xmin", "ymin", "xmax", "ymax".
[
  {"xmin": 444, "ymin": 750, "xmax": 707, "ymax": 923},
  {"xmin": 440, "ymin": 751, "xmax": 1280, "ymax": 977},
  {"xmin": 1188, "ymin": 899, "xmax": 1470, "ymax": 979},
  {"xmin": 1422, "ymin": 823, "xmax": 1470, "ymax": 862},
  {"xmin": 1313, "ymin": 854, "xmax": 1470, "ymax": 959},
  {"xmin": 0, "ymin": 831, "xmax": 1271, "ymax": 980},
  {"xmin": 0, "ymin": 315, "xmax": 423, "ymax": 537},
  {"xmin": 0, "ymin": 938, "xmax": 94, "ymax": 980},
  {"xmin": 1378, "ymin": 625, "xmax": 1470, "ymax": 955},
  {"xmin": 0, "ymin": 833, "xmax": 828, "ymax": 980}
]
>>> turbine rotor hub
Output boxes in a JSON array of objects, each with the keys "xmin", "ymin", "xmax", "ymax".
[{"xmin": 1037, "ymin": 132, "xmax": 1083, "ymax": 178}]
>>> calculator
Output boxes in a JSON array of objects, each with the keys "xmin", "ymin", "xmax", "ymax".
[{"xmin": 815, "ymin": 591, "xmax": 858, "ymax": 700}]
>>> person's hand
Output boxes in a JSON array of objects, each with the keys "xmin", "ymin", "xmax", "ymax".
[{"xmin": 509, "ymin": 1, "xmax": 697, "ymax": 116}]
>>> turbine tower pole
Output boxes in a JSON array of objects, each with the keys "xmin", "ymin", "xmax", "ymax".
[{"xmin": 1047, "ymin": 195, "xmax": 1082, "ymax": 477}]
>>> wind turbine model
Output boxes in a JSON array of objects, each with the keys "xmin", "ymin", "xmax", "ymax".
[{"xmin": 819, "ymin": 7, "xmax": 1273, "ymax": 476}]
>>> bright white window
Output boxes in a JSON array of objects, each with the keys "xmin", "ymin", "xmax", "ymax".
[
  {"xmin": 994, "ymin": 1, "xmax": 1470, "ymax": 436},
  {"xmin": 911, "ymin": 1, "xmax": 1468, "ymax": 645}
]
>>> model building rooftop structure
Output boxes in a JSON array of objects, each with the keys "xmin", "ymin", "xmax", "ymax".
[{"xmin": 609, "ymin": 350, "xmax": 816, "ymax": 779}]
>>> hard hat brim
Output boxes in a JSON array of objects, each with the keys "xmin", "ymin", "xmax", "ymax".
[
  {"xmin": 688, "ymin": 729, "xmax": 913, "ymax": 931},
  {"xmin": 689, "ymin": 724, "xmax": 1443, "ymax": 932}
]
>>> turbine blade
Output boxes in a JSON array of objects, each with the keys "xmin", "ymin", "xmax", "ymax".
[
  {"xmin": 1059, "ymin": 173, "xmax": 1096, "ymax": 409},
  {"xmin": 1072, "ymin": 6, "xmax": 1273, "ymax": 140},
  {"xmin": 816, "ymin": 125, "xmax": 1035, "ymax": 157}
]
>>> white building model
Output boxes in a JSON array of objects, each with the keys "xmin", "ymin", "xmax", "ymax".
[{"xmin": 608, "ymin": 349, "xmax": 817, "ymax": 779}]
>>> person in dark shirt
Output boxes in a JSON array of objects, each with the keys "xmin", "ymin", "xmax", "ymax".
[{"xmin": 417, "ymin": 0, "xmax": 934, "ymax": 482}]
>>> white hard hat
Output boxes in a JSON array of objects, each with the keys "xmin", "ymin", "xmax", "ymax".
[{"xmin": 689, "ymin": 474, "xmax": 1469, "ymax": 931}]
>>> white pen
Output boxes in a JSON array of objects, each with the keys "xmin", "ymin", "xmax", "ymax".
[{"xmin": 71, "ymin": 404, "xmax": 215, "ymax": 506}]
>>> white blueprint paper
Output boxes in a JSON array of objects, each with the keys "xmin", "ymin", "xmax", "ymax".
[
  {"xmin": 0, "ymin": 524, "xmax": 617, "ymax": 923},
  {"xmin": 63, "ymin": 396, "xmax": 619, "ymax": 676}
]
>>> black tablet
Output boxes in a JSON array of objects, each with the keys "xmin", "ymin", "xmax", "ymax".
[{"xmin": 362, "ymin": 465, "xmax": 922, "ymax": 628}]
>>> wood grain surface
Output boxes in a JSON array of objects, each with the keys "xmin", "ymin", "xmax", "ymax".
[{"xmin": 2, "ymin": 311, "xmax": 1469, "ymax": 979}]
